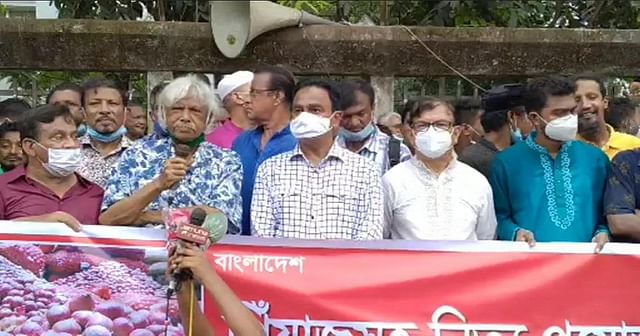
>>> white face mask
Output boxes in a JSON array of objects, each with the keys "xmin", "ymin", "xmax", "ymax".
[
  {"xmin": 542, "ymin": 114, "xmax": 578, "ymax": 142},
  {"xmin": 290, "ymin": 112, "xmax": 333, "ymax": 139},
  {"xmin": 415, "ymin": 126, "xmax": 453, "ymax": 159},
  {"xmin": 36, "ymin": 143, "xmax": 82, "ymax": 177}
]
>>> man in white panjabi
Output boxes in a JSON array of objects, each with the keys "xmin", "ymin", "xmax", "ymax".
[{"xmin": 382, "ymin": 97, "xmax": 497, "ymax": 240}]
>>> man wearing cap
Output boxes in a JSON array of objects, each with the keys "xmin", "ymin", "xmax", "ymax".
[
  {"xmin": 459, "ymin": 84, "xmax": 526, "ymax": 179},
  {"xmin": 206, "ymin": 71, "xmax": 254, "ymax": 149}
]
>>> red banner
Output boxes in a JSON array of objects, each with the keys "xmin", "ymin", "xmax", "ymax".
[
  {"xmin": 206, "ymin": 239, "xmax": 640, "ymax": 336},
  {"xmin": 1, "ymin": 223, "xmax": 639, "ymax": 336}
]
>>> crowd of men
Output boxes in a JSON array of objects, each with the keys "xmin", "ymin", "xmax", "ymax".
[{"xmin": 2, "ymin": 66, "xmax": 640, "ymax": 251}]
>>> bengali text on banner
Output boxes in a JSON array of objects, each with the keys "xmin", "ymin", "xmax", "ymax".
[{"xmin": 0, "ymin": 223, "xmax": 639, "ymax": 336}]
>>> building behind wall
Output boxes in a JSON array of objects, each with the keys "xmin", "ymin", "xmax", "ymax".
[{"xmin": 0, "ymin": 1, "xmax": 59, "ymax": 101}]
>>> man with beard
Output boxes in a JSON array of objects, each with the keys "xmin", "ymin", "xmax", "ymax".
[
  {"xmin": 76, "ymin": 79, "xmax": 134, "ymax": 188},
  {"xmin": 251, "ymin": 79, "xmax": 383, "ymax": 240},
  {"xmin": 0, "ymin": 99, "xmax": 30, "ymax": 175},
  {"xmin": 47, "ymin": 83, "xmax": 85, "ymax": 136},
  {"xmin": 491, "ymin": 76, "xmax": 610, "ymax": 252},
  {"xmin": 0, "ymin": 121, "xmax": 23, "ymax": 174},
  {"xmin": 575, "ymin": 74, "xmax": 640, "ymax": 159},
  {"xmin": 124, "ymin": 99, "xmax": 147, "ymax": 141}
]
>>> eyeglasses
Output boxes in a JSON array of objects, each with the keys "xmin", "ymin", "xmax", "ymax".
[
  {"xmin": 412, "ymin": 121, "xmax": 453, "ymax": 133},
  {"xmin": 249, "ymin": 89, "xmax": 277, "ymax": 98}
]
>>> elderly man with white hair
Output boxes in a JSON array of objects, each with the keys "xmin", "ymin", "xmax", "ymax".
[
  {"xmin": 206, "ymin": 70, "xmax": 254, "ymax": 149},
  {"xmin": 99, "ymin": 75, "xmax": 243, "ymax": 232}
]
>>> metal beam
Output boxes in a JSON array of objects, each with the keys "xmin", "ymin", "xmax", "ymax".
[{"xmin": 1, "ymin": 18, "xmax": 640, "ymax": 77}]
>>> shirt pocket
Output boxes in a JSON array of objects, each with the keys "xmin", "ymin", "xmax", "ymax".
[
  {"xmin": 273, "ymin": 184, "xmax": 305, "ymax": 218},
  {"xmin": 316, "ymin": 185, "xmax": 361, "ymax": 239}
]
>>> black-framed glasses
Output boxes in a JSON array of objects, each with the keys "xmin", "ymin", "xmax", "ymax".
[{"xmin": 412, "ymin": 121, "xmax": 453, "ymax": 133}]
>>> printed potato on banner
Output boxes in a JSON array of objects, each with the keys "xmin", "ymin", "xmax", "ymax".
[{"xmin": 0, "ymin": 242, "xmax": 184, "ymax": 336}]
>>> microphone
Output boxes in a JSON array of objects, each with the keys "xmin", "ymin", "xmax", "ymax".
[
  {"xmin": 165, "ymin": 209, "xmax": 229, "ymax": 295},
  {"xmin": 167, "ymin": 208, "xmax": 207, "ymax": 294},
  {"xmin": 200, "ymin": 212, "xmax": 228, "ymax": 245},
  {"xmin": 167, "ymin": 143, "xmax": 195, "ymax": 202}
]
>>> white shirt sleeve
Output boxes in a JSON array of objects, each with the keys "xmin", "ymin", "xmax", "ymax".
[
  {"xmin": 382, "ymin": 174, "xmax": 396, "ymax": 239},
  {"xmin": 475, "ymin": 181, "xmax": 498, "ymax": 240}
]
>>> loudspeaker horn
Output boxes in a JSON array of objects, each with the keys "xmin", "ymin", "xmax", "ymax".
[{"xmin": 211, "ymin": 1, "xmax": 339, "ymax": 58}]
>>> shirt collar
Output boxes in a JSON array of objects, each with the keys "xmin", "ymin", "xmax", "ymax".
[
  {"xmin": 254, "ymin": 125, "xmax": 291, "ymax": 137},
  {"xmin": 290, "ymin": 141, "xmax": 347, "ymax": 163},
  {"xmin": 604, "ymin": 124, "xmax": 629, "ymax": 150},
  {"xmin": 249, "ymin": 125, "xmax": 293, "ymax": 147},
  {"xmin": 80, "ymin": 134, "xmax": 134, "ymax": 148},
  {"xmin": 336, "ymin": 126, "xmax": 380, "ymax": 154},
  {"xmin": 525, "ymin": 132, "xmax": 573, "ymax": 154},
  {"xmin": 6, "ymin": 165, "xmax": 94, "ymax": 187},
  {"xmin": 576, "ymin": 124, "xmax": 622, "ymax": 149},
  {"xmin": 222, "ymin": 120, "xmax": 244, "ymax": 132},
  {"xmin": 477, "ymin": 138, "xmax": 499, "ymax": 152},
  {"xmin": 162, "ymin": 137, "xmax": 207, "ymax": 162},
  {"xmin": 3, "ymin": 165, "xmax": 26, "ymax": 183},
  {"xmin": 410, "ymin": 155, "xmax": 457, "ymax": 178}
]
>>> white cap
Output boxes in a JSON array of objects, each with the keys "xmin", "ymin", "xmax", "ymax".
[{"xmin": 216, "ymin": 71, "xmax": 254, "ymax": 101}]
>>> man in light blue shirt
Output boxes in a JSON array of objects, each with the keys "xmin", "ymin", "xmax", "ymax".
[{"xmin": 232, "ymin": 65, "xmax": 297, "ymax": 235}]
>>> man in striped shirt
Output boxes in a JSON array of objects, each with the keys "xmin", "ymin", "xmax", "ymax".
[{"xmin": 251, "ymin": 79, "xmax": 384, "ymax": 240}]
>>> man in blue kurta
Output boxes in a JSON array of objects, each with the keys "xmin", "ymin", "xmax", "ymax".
[{"xmin": 490, "ymin": 76, "xmax": 610, "ymax": 251}]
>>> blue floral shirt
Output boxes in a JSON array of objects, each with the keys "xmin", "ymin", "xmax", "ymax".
[
  {"xmin": 605, "ymin": 149, "xmax": 640, "ymax": 216},
  {"xmin": 101, "ymin": 137, "xmax": 243, "ymax": 233}
]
